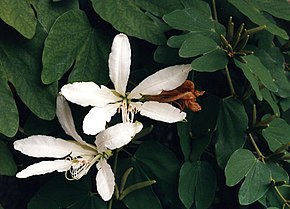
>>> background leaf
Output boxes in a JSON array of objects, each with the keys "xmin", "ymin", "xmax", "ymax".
[
  {"xmin": 28, "ymin": 176, "xmax": 106, "ymax": 209},
  {"xmin": 0, "ymin": 0, "xmax": 36, "ymax": 39},
  {"xmin": 91, "ymin": 0, "xmax": 166, "ymax": 45},
  {"xmin": 215, "ymin": 98, "xmax": 248, "ymax": 168},
  {"xmin": 42, "ymin": 9, "xmax": 110, "ymax": 85},
  {"xmin": 225, "ymin": 149, "xmax": 256, "ymax": 186},
  {"xmin": 238, "ymin": 160, "xmax": 271, "ymax": 205},
  {"xmin": 262, "ymin": 117, "xmax": 290, "ymax": 151},
  {"xmin": 0, "ymin": 141, "xmax": 17, "ymax": 176},
  {"xmin": 178, "ymin": 161, "xmax": 216, "ymax": 209},
  {"xmin": 228, "ymin": 0, "xmax": 289, "ymax": 39}
]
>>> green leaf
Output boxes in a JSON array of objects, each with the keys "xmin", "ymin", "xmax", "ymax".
[
  {"xmin": 177, "ymin": 122, "xmax": 191, "ymax": 161},
  {"xmin": 0, "ymin": 34, "xmax": 57, "ymax": 137},
  {"xmin": 261, "ymin": 88, "xmax": 280, "ymax": 116},
  {"xmin": 134, "ymin": 141, "xmax": 181, "ymax": 205},
  {"xmin": 32, "ymin": 0, "xmax": 79, "ymax": 32},
  {"xmin": 262, "ymin": 117, "xmax": 290, "ymax": 151},
  {"xmin": 255, "ymin": 48, "xmax": 290, "ymax": 98},
  {"xmin": 191, "ymin": 48, "xmax": 228, "ymax": 72},
  {"xmin": 215, "ymin": 98, "xmax": 248, "ymax": 168},
  {"xmin": 0, "ymin": 141, "xmax": 17, "ymax": 176},
  {"xmin": 267, "ymin": 163, "xmax": 289, "ymax": 183},
  {"xmin": 179, "ymin": 161, "xmax": 216, "ymax": 209},
  {"xmin": 0, "ymin": 69, "xmax": 18, "ymax": 137},
  {"xmin": 154, "ymin": 45, "xmax": 187, "ymax": 65},
  {"xmin": 235, "ymin": 55, "xmax": 278, "ymax": 98},
  {"xmin": 0, "ymin": 0, "xmax": 37, "ymax": 39},
  {"xmin": 238, "ymin": 160, "xmax": 271, "ymax": 205},
  {"xmin": 251, "ymin": 0, "xmax": 290, "ymax": 22},
  {"xmin": 163, "ymin": 5, "xmax": 223, "ymax": 43},
  {"xmin": 134, "ymin": 0, "xmax": 183, "ymax": 17},
  {"xmin": 179, "ymin": 34, "xmax": 219, "ymax": 58},
  {"xmin": 28, "ymin": 176, "xmax": 106, "ymax": 209},
  {"xmin": 42, "ymin": 10, "xmax": 110, "ymax": 85},
  {"xmin": 225, "ymin": 149, "xmax": 256, "ymax": 186},
  {"xmin": 118, "ymin": 159, "xmax": 163, "ymax": 209},
  {"xmin": 228, "ymin": 0, "xmax": 289, "ymax": 39},
  {"xmin": 91, "ymin": 0, "xmax": 166, "ymax": 45}
]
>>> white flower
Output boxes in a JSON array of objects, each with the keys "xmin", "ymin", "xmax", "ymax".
[
  {"xmin": 61, "ymin": 33, "xmax": 191, "ymax": 135},
  {"xmin": 13, "ymin": 95, "xmax": 143, "ymax": 201}
]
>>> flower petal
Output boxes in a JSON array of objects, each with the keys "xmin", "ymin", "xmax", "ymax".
[
  {"xmin": 14, "ymin": 135, "xmax": 97, "ymax": 158},
  {"xmin": 96, "ymin": 159, "xmax": 115, "ymax": 201},
  {"xmin": 109, "ymin": 34, "xmax": 131, "ymax": 96},
  {"xmin": 95, "ymin": 122, "xmax": 143, "ymax": 150},
  {"xmin": 83, "ymin": 104, "xmax": 119, "ymax": 135},
  {"xmin": 140, "ymin": 101, "xmax": 186, "ymax": 123},
  {"xmin": 128, "ymin": 64, "xmax": 192, "ymax": 99},
  {"xmin": 56, "ymin": 95, "xmax": 86, "ymax": 145},
  {"xmin": 61, "ymin": 82, "xmax": 120, "ymax": 107},
  {"xmin": 16, "ymin": 159, "xmax": 71, "ymax": 178}
]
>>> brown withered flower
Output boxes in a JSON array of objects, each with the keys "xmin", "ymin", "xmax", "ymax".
[{"xmin": 145, "ymin": 80, "xmax": 205, "ymax": 112}]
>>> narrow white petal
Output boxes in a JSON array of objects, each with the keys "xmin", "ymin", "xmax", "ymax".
[
  {"xmin": 95, "ymin": 122, "xmax": 143, "ymax": 150},
  {"xmin": 83, "ymin": 104, "xmax": 119, "ymax": 135},
  {"xmin": 109, "ymin": 34, "xmax": 131, "ymax": 96},
  {"xmin": 128, "ymin": 64, "xmax": 192, "ymax": 99},
  {"xmin": 16, "ymin": 160, "xmax": 71, "ymax": 178},
  {"xmin": 56, "ymin": 95, "xmax": 86, "ymax": 145},
  {"xmin": 14, "ymin": 136, "xmax": 97, "ymax": 158},
  {"xmin": 96, "ymin": 160, "xmax": 115, "ymax": 201},
  {"xmin": 140, "ymin": 101, "xmax": 186, "ymax": 123},
  {"xmin": 61, "ymin": 82, "xmax": 120, "ymax": 107}
]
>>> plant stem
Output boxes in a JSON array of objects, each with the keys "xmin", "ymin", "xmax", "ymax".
[
  {"xmin": 225, "ymin": 65, "xmax": 236, "ymax": 96},
  {"xmin": 212, "ymin": 0, "xmax": 218, "ymax": 21},
  {"xmin": 108, "ymin": 149, "xmax": 120, "ymax": 209},
  {"xmin": 248, "ymin": 133, "xmax": 264, "ymax": 161},
  {"xmin": 273, "ymin": 185, "xmax": 290, "ymax": 208}
]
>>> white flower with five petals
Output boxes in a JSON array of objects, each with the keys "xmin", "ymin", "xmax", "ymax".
[
  {"xmin": 13, "ymin": 95, "xmax": 143, "ymax": 201},
  {"xmin": 61, "ymin": 33, "xmax": 192, "ymax": 135}
]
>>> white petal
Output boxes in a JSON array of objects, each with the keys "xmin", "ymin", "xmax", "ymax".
[
  {"xmin": 109, "ymin": 34, "xmax": 131, "ymax": 96},
  {"xmin": 61, "ymin": 82, "xmax": 120, "ymax": 107},
  {"xmin": 16, "ymin": 160, "xmax": 71, "ymax": 178},
  {"xmin": 140, "ymin": 101, "xmax": 186, "ymax": 123},
  {"xmin": 95, "ymin": 122, "xmax": 143, "ymax": 150},
  {"xmin": 56, "ymin": 95, "xmax": 86, "ymax": 145},
  {"xmin": 128, "ymin": 64, "xmax": 191, "ymax": 99},
  {"xmin": 96, "ymin": 160, "xmax": 115, "ymax": 201},
  {"xmin": 83, "ymin": 104, "xmax": 119, "ymax": 135},
  {"xmin": 14, "ymin": 135, "xmax": 97, "ymax": 158}
]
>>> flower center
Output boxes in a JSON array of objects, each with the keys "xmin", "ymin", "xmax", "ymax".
[{"xmin": 119, "ymin": 97, "xmax": 140, "ymax": 123}]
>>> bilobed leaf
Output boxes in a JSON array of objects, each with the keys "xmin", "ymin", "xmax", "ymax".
[
  {"xmin": 225, "ymin": 149, "xmax": 256, "ymax": 186},
  {"xmin": 238, "ymin": 160, "xmax": 271, "ymax": 205},
  {"xmin": 235, "ymin": 55, "xmax": 278, "ymax": 99},
  {"xmin": 91, "ymin": 0, "xmax": 166, "ymax": 45},
  {"xmin": 134, "ymin": 141, "xmax": 181, "ymax": 204},
  {"xmin": 28, "ymin": 176, "xmax": 106, "ymax": 209},
  {"xmin": 177, "ymin": 122, "xmax": 191, "ymax": 161},
  {"xmin": 255, "ymin": 48, "xmax": 290, "ymax": 98},
  {"xmin": 118, "ymin": 159, "xmax": 163, "ymax": 209},
  {"xmin": 261, "ymin": 88, "xmax": 280, "ymax": 116},
  {"xmin": 179, "ymin": 34, "xmax": 219, "ymax": 58},
  {"xmin": 0, "ymin": 36, "xmax": 57, "ymax": 124},
  {"xmin": 215, "ymin": 98, "xmax": 248, "ymax": 168},
  {"xmin": 228, "ymin": 0, "xmax": 289, "ymax": 39},
  {"xmin": 42, "ymin": 10, "xmax": 110, "ymax": 85},
  {"xmin": 262, "ymin": 117, "xmax": 290, "ymax": 151},
  {"xmin": 0, "ymin": 0, "xmax": 36, "ymax": 39},
  {"xmin": 191, "ymin": 48, "xmax": 228, "ymax": 72},
  {"xmin": 32, "ymin": 0, "xmax": 79, "ymax": 32},
  {"xmin": 179, "ymin": 161, "xmax": 216, "ymax": 209},
  {"xmin": 0, "ymin": 141, "xmax": 17, "ymax": 176},
  {"xmin": 163, "ymin": 6, "xmax": 222, "ymax": 43}
]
